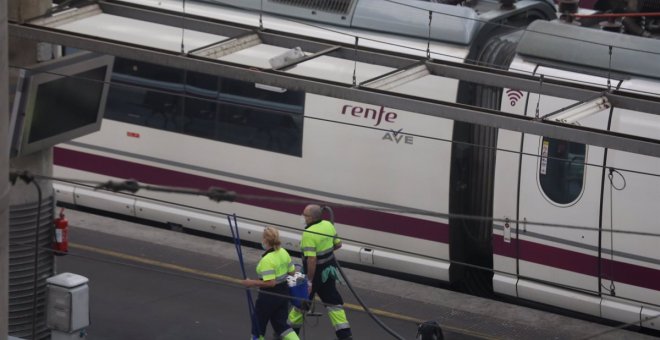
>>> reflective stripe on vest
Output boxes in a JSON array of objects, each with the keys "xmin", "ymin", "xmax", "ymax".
[
  {"xmin": 301, "ymin": 220, "xmax": 340, "ymax": 261},
  {"xmin": 256, "ymin": 248, "xmax": 293, "ymax": 284}
]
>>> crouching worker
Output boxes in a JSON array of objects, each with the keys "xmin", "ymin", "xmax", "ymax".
[{"xmin": 242, "ymin": 227, "xmax": 300, "ymax": 340}]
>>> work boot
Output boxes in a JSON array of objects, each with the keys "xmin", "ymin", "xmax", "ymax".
[{"xmin": 336, "ymin": 329, "xmax": 352, "ymax": 340}]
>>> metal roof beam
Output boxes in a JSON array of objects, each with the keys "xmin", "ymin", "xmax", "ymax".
[
  {"xmin": 361, "ymin": 62, "xmax": 429, "ymax": 90},
  {"xmin": 30, "ymin": 4, "xmax": 102, "ymax": 27},
  {"xmin": 270, "ymin": 45, "xmax": 341, "ymax": 70},
  {"xmin": 326, "ymin": 47, "xmax": 416, "ymax": 69},
  {"xmin": 9, "ymin": 23, "xmax": 660, "ymax": 158},
  {"xmin": 47, "ymin": 2, "xmax": 660, "ymax": 115},
  {"xmin": 54, "ymin": 2, "xmax": 660, "ymax": 115},
  {"xmin": 258, "ymin": 32, "xmax": 337, "ymax": 52},
  {"xmin": 607, "ymin": 92, "xmax": 660, "ymax": 114},
  {"xmin": 426, "ymin": 61, "xmax": 599, "ymax": 102},
  {"xmin": 97, "ymin": 1, "xmax": 418, "ymax": 70},
  {"xmin": 425, "ymin": 61, "xmax": 660, "ymax": 114},
  {"xmin": 258, "ymin": 32, "xmax": 416, "ymax": 69},
  {"xmin": 190, "ymin": 32, "xmax": 261, "ymax": 59}
]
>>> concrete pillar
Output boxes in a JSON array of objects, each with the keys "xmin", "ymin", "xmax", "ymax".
[
  {"xmin": 1, "ymin": 0, "xmax": 10, "ymax": 338},
  {"xmin": 8, "ymin": 0, "xmax": 54, "ymax": 203},
  {"xmin": 7, "ymin": 1, "xmax": 53, "ymax": 339}
]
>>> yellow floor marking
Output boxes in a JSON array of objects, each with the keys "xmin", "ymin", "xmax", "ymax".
[{"xmin": 70, "ymin": 242, "xmax": 502, "ymax": 340}]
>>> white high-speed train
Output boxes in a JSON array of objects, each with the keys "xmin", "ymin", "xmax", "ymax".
[{"xmin": 50, "ymin": 0, "xmax": 660, "ymax": 330}]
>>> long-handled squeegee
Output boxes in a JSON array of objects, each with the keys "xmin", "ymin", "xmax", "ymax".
[{"xmin": 227, "ymin": 214, "xmax": 259, "ymax": 336}]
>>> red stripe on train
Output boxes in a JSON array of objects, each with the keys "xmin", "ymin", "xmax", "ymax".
[
  {"xmin": 54, "ymin": 147, "xmax": 449, "ymax": 243},
  {"xmin": 57, "ymin": 147, "xmax": 660, "ymax": 292},
  {"xmin": 493, "ymin": 234, "xmax": 660, "ymax": 292}
]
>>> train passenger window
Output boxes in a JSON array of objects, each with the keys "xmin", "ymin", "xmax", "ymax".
[
  {"xmin": 183, "ymin": 72, "xmax": 219, "ymax": 139},
  {"xmin": 220, "ymin": 78, "xmax": 305, "ymax": 111},
  {"xmin": 104, "ymin": 58, "xmax": 305, "ymax": 157},
  {"xmin": 217, "ymin": 102, "xmax": 303, "ymax": 155},
  {"xmin": 539, "ymin": 138, "xmax": 586, "ymax": 204},
  {"xmin": 105, "ymin": 58, "xmax": 183, "ymax": 132},
  {"xmin": 215, "ymin": 78, "xmax": 305, "ymax": 156}
]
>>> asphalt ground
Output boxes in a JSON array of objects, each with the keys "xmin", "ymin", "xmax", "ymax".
[{"xmin": 55, "ymin": 209, "xmax": 657, "ymax": 340}]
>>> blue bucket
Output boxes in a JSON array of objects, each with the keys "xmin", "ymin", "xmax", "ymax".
[{"xmin": 289, "ymin": 279, "xmax": 308, "ymax": 308}]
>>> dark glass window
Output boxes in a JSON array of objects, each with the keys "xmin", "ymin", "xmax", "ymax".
[
  {"xmin": 217, "ymin": 102, "xmax": 303, "ymax": 155},
  {"xmin": 105, "ymin": 58, "xmax": 304, "ymax": 156},
  {"xmin": 105, "ymin": 59, "xmax": 183, "ymax": 132},
  {"xmin": 221, "ymin": 78, "xmax": 305, "ymax": 110},
  {"xmin": 215, "ymin": 78, "xmax": 304, "ymax": 155},
  {"xmin": 183, "ymin": 72, "xmax": 219, "ymax": 139},
  {"xmin": 539, "ymin": 137, "xmax": 586, "ymax": 204}
]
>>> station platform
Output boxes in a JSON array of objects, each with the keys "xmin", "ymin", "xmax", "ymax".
[{"xmin": 57, "ymin": 209, "xmax": 656, "ymax": 340}]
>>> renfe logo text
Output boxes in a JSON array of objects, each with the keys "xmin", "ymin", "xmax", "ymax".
[{"xmin": 341, "ymin": 105, "xmax": 398, "ymax": 127}]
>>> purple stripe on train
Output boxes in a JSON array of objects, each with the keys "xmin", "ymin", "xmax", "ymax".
[
  {"xmin": 54, "ymin": 147, "xmax": 449, "ymax": 243},
  {"xmin": 493, "ymin": 234, "xmax": 660, "ymax": 292}
]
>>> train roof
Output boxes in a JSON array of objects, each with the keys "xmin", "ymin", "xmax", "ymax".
[
  {"xmin": 518, "ymin": 20, "xmax": 660, "ymax": 79},
  {"xmin": 197, "ymin": 0, "xmax": 555, "ymax": 45}
]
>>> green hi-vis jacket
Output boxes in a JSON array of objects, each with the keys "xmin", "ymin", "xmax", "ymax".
[
  {"xmin": 257, "ymin": 247, "xmax": 295, "ymax": 287},
  {"xmin": 301, "ymin": 220, "xmax": 342, "ymax": 268}
]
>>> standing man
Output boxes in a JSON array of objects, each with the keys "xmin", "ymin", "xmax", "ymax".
[{"xmin": 288, "ymin": 205, "xmax": 352, "ymax": 340}]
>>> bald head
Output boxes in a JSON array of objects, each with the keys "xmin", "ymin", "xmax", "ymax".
[{"xmin": 303, "ymin": 204, "xmax": 323, "ymax": 224}]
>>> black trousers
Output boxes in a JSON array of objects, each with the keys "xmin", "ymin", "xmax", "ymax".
[
  {"xmin": 304, "ymin": 259, "xmax": 344, "ymax": 306},
  {"xmin": 310, "ymin": 274, "xmax": 343, "ymax": 306},
  {"xmin": 253, "ymin": 284, "xmax": 291, "ymax": 337}
]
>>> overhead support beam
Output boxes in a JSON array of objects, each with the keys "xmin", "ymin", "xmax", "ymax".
[
  {"xmin": 258, "ymin": 32, "xmax": 336, "ymax": 53},
  {"xmin": 606, "ymin": 92, "xmax": 660, "ymax": 114},
  {"xmin": 32, "ymin": 2, "xmax": 660, "ymax": 114},
  {"xmin": 362, "ymin": 62, "xmax": 429, "ymax": 90},
  {"xmin": 425, "ymin": 61, "xmax": 600, "ymax": 101},
  {"xmin": 45, "ymin": 1, "xmax": 659, "ymax": 115},
  {"xmin": 424, "ymin": 61, "xmax": 660, "ymax": 114},
  {"xmin": 103, "ymin": 0, "xmax": 415, "ymax": 70},
  {"xmin": 30, "ymin": 4, "xmax": 101, "ymax": 27},
  {"xmin": 270, "ymin": 45, "xmax": 340, "ymax": 70},
  {"xmin": 190, "ymin": 32, "xmax": 260, "ymax": 59},
  {"xmin": 258, "ymin": 32, "xmax": 416, "ymax": 69},
  {"xmin": 9, "ymin": 23, "xmax": 660, "ymax": 158}
]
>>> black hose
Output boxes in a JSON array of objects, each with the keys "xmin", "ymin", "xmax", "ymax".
[{"xmin": 321, "ymin": 206, "xmax": 406, "ymax": 340}]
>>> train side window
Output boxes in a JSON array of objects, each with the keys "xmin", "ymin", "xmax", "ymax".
[
  {"xmin": 539, "ymin": 138, "xmax": 586, "ymax": 205},
  {"xmin": 105, "ymin": 58, "xmax": 304, "ymax": 156},
  {"xmin": 105, "ymin": 58, "xmax": 183, "ymax": 132},
  {"xmin": 183, "ymin": 72, "xmax": 219, "ymax": 139},
  {"xmin": 216, "ymin": 102, "xmax": 303, "ymax": 156},
  {"xmin": 221, "ymin": 78, "xmax": 305, "ymax": 109},
  {"xmin": 215, "ymin": 78, "xmax": 304, "ymax": 156}
]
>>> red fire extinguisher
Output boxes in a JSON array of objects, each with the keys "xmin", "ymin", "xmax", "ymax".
[{"xmin": 53, "ymin": 208, "xmax": 69, "ymax": 255}]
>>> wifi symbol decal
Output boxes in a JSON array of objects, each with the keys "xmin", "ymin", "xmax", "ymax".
[{"xmin": 506, "ymin": 89, "xmax": 524, "ymax": 106}]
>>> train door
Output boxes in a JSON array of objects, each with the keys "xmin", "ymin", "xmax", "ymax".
[
  {"xmin": 602, "ymin": 79, "xmax": 660, "ymax": 326},
  {"xmin": 516, "ymin": 67, "xmax": 613, "ymax": 314}
]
